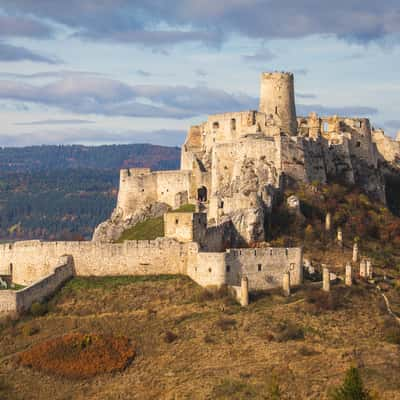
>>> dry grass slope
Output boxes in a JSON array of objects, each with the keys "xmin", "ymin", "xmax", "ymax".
[{"xmin": 0, "ymin": 275, "xmax": 399, "ymax": 399}]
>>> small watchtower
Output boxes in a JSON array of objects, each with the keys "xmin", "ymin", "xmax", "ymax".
[{"xmin": 259, "ymin": 72, "xmax": 298, "ymax": 136}]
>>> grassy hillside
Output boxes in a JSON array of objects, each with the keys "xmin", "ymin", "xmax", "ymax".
[
  {"xmin": 116, "ymin": 217, "xmax": 165, "ymax": 242},
  {"xmin": 0, "ymin": 275, "xmax": 399, "ymax": 399},
  {"xmin": 116, "ymin": 204, "xmax": 196, "ymax": 242}
]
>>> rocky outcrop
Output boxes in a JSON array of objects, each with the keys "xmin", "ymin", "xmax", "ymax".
[
  {"xmin": 228, "ymin": 207, "xmax": 265, "ymax": 246},
  {"xmin": 92, "ymin": 202, "xmax": 169, "ymax": 243}
]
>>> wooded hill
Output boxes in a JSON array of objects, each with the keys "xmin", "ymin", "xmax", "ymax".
[{"xmin": 0, "ymin": 144, "xmax": 180, "ymax": 241}]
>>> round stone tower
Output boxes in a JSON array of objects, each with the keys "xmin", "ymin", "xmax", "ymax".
[{"xmin": 259, "ymin": 72, "xmax": 298, "ymax": 135}]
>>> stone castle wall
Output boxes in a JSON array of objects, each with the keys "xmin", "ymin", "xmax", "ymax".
[
  {"xmin": 0, "ymin": 255, "xmax": 74, "ymax": 313},
  {"xmin": 116, "ymin": 169, "xmax": 192, "ymax": 217},
  {"xmin": 164, "ymin": 212, "xmax": 207, "ymax": 244},
  {"xmin": 0, "ymin": 238, "xmax": 302, "ymax": 301},
  {"xmin": 372, "ymin": 129, "xmax": 400, "ymax": 163},
  {"xmin": 0, "ymin": 239, "xmax": 193, "ymax": 286},
  {"xmin": 188, "ymin": 247, "xmax": 303, "ymax": 290}
]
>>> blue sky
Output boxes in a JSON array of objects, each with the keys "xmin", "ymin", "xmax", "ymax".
[{"xmin": 0, "ymin": 0, "xmax": 399, "ymax": 147}]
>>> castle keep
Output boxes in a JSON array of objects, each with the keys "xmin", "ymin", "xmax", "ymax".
[
  {"xmin": 95, "ymin": 71, "xmax": 400, "ymax": 245},
  {"xmin": 2, "ymin": 71, "xmax": 400, "ymax": 312}
]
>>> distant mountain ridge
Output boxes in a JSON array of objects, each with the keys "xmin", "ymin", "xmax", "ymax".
[{"xmin": 0, "ymin": 143, "xmax": 181, "ymax": 172}]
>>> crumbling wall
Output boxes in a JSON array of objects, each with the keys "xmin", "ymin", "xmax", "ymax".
[
  {"xmin": 372, "ymin": 129, "xmax": 400, "ymax": 164},
  {"xmin": 204, "ymin": 111, "xmax": 261, "ymax": 150},
  {"xmin": 188, "ymin": 252, "xmax": 227, "ymax": 287},
  {"xmin": 116, "ymin": 169, "xmax": 192, "ymax": 218},
  {"xmin": 155, "ymin": 171, "xmax": 192, "ymax": 207},
  {"xmin": 225, "ymin": 247, "xmax": 303, "ymax": 290},
  {"xmin": 188, "ymin": 247, "xmax": 303, "ymax": 291},
  {"xmin": 0, "ymin": 239, "xmax": 191, "ymax": 286},
  {"xmin": 116, "ymin": 169, "xmax": 158, "ymax": 218},
  {"xmin": 164, "ymin": 212, "xmax": 207, "ymax": 243},
  {"xmin": 0, "ymin": 255, "xmax": 74, "ymax": 313}
]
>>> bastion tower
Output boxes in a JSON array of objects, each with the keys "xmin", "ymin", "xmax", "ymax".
[{"xmin": 259, "ymin": 72, "xmax": 298, "ymax": 135}]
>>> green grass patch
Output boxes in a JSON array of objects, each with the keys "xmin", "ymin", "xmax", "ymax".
[
  {"xmin": 172, "ymin": 204, "xmax": 196, "ymax": 212},
  {"xmin": 117, "ymin": 216, "xmax": 164, "ymax": 242},
  {"xmin": 62, "ymin": 275, "xmax": 185, "ymax": 291},
  {"xmin": 0, "ymin": 283, "xmax": 25, "ymax": 291}
]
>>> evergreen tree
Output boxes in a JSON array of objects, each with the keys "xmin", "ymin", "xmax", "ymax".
[{"xmin": 330, "ymin": 367, "xmax": 371, "ymax": 400}]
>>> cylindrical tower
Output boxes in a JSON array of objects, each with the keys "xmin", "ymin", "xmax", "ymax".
[{"xmin": 259, "ymin": 72, "xmax": 298, "ymax": 135}]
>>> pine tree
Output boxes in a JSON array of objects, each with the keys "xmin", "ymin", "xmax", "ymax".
[{"xmin": 330, "ymin": 367, "xmax": 371, "ymax": 400}]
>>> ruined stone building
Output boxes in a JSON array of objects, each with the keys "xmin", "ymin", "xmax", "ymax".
[
  {"xmin": 2, "ymin": 71, "xmax": 400, "ymax": 312},
  {"xmin": 94, "ymin": 71, "xmax": 400, "ymax": 246}
]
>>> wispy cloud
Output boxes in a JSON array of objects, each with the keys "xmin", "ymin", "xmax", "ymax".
[
  {"xmin": 195, "ymin": 69, "xmax": 208, "ymax": 77},
  {"xmin": 0, "ymin": 76, "xmax": 258, "ymax": 119},
  {"xmin": 136, "ymin": 69, "xmax": 152, "ymax": 77},
  {"xmin": 385, "ymin": 120, "xmax": 400, "ymax": 130},
  {"xmin": 293, "ymin": 68, "xmax": 308, "ymax": 76},
  {"xmin": 0, "ymin": 42, "xmax": 60, "ymax": 64},
  {"xmin": 242, "ymin": 48, "xmax": 275, "ymax": 63},
  {"xmin": 0, "ymin": 75, "xmax": 379, "ymax": 120},
  {"xmin": 0, "ymin": 70, "xmax": 106, "ymax": 79},
  {"xmin": 0, "ymin": 15, "xmax": 52, "ymax": 38},
  {"xmin": 15, "ymin": 119, "xmax": 95, "ymax": 126},
  {"xmin": 296, "ymin": 93, "xmax": 317, "ymax": 99},
  {"xmin": 2, "ymin": 0, "xmax": 399, "ymax": 47}
]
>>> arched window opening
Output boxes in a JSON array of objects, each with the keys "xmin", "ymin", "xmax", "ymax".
[
  {"xmin": 231, "ymin": 118, "xmax": 236, "ymax": 131},
  {"xmin": 212, "ymin": 121, "xmax": 219, "ymax": 130},
  {"xmin": 197, "ymin": 186, "xmax": 208, "ymax": 202}
]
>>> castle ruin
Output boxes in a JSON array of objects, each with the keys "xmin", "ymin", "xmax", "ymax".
[{"xmin": 2, "ymin": 71, "xmax": 400, "ymax": 311}]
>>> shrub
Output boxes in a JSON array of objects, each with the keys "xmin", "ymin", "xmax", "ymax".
[
  {"xmin": 18, "ymin": 333, "xmax": 135, "ymax": 379},
  {"xmin": 305, "ymin": 288, "xmax": 340, "ymax": 314},
  {"xmin": 329, "ymin": 367, "xmax": 371, "ymax": 400},
  {"xmin": 192, "ymin": 285, "xmax": 230, "ymax": 303},
  {"xmin": 0, "ymin": 377, "xmax": 10, "ymax": 397},
  {"xmin": 203, "ymin": 334, "xmax": 215, "ymax": 344},
  {"xmin": 215, "ymin": 318, "xmax": 237, "ymax": 331},
  {"xmin": 22, "ymin": 324, "xmax": 40, "ymax": 337},
  {"xmin": 266, "ymin": 376, "xmax": 282, "ymax": 400},
  {"xmin": 274, "ymin": 320, "xmax": 304, "ymax": 342},
  {"xmin": 298, "ymin": 345, "xmax": 318, "ymax": 356},
  {"xmin": 30, "ymin": 302, "xmax": 48, "ymax": 317},
  {"xmin": 212, "ymin": 377, "xmax": 282, "ymax": 399},
  {"xmin": 163, "ymin": 331, "xmax": 178, "ymax": 343},
  {"xmin": 212, "ymin": 379, "xmax": 257, "ymax": 399},
  {"xmin": 382, "ymin": 318, "xmax": 400, "ymax": 344}
]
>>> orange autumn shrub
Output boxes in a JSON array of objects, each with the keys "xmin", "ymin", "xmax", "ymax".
[{"xmin": 18, "ymin": 333, "xmax": 135, "ymax": 379}]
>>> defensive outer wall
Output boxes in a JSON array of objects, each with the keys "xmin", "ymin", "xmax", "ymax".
[
  {"xmin": 0, "ymin": 239, "xmax": 303, "ymax": 309},
  {"xmin": 0, "ymin": 255, "xmax": 74, "ymax": 313}
]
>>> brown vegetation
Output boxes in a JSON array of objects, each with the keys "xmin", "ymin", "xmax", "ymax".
[
  {"xmin": 0, "ymin": 275, "xmax": 399, "ymax": 399},
  {"xmin": 17, "ymin": 333, "xmax": 135, "ymax": 379}
]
